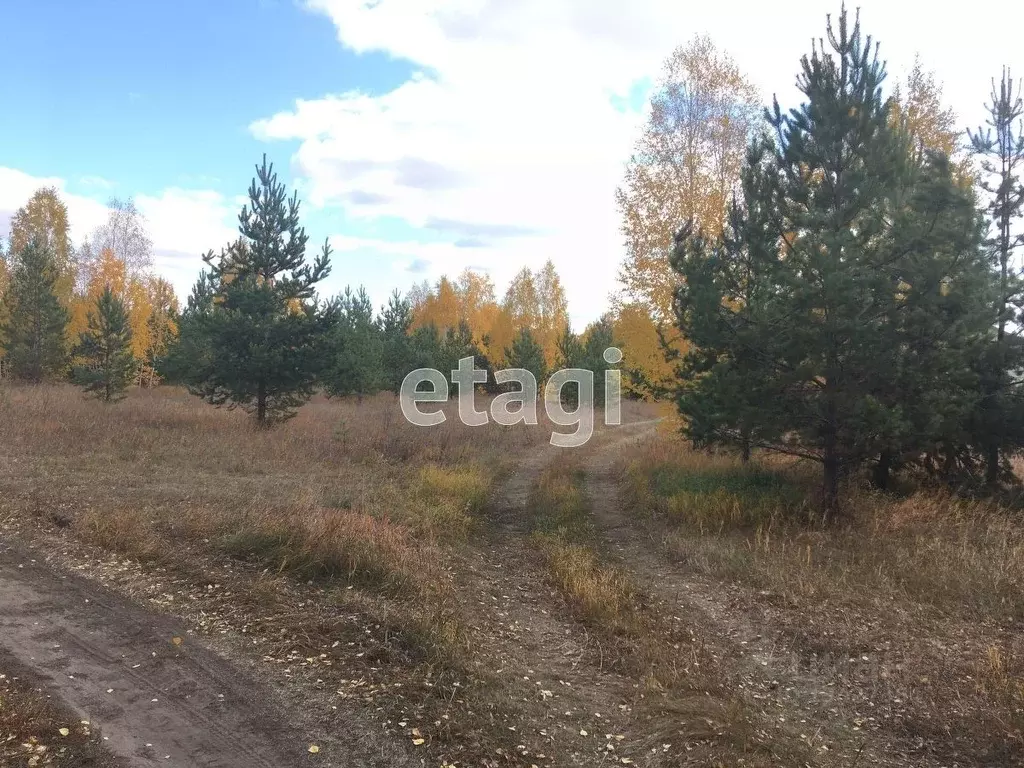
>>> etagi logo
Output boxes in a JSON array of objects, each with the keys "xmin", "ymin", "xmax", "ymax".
[{"xmin": 400, "ymin": 348, "xmax": 624, "ymax": 448}]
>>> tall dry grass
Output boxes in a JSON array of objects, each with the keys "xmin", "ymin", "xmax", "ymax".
[
  {"xmin": 621, "ymin": 436, "xmax": 1024, "ymax": 620},
  {"xmin": 619, "ymin": 432, "xmax": 1024, "ymax": 759}
]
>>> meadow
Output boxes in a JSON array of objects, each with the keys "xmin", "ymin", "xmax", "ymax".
[{"xmin": 1, "ymin": 384, "xmax": 1023, "ymax": 767}]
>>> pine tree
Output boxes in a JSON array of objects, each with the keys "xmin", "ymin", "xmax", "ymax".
[
  {"xmin": 0, "ymin": 238, "xmax": 69, "ymax": 382},
  {"xmin": 324, "ymin": 286, "xmax": 384, "ymax": 399},
  {"xmin": 968, "ymin": 69, "xmax": 1024, "ymax": 484},
  {"xmin": 73, "ymin": 286, "xmax": 136, "ymax": 402},
  {"xmin": 554, "ymin": 323, "xmax": 583, "ymax": 371},
  {"xmin": 672, "ymin": 6, "xmax": 920, "ymax": 517},
  {"xmin": 505, "ymin": 328, "xmax": 547, "ymax": 389},
  {"xmin": 440, "ymin": 319, "xmax": 490, "ymax": 396},
  {"xmin": 177, "ymin": 156, "xmax": 333, "ymax": 426},
  {"xmin": 869, "ymin": 151, "xmax": 993, "ymax": 488},
  {"xmin": 580, "ymin": 316, "xmax": 617, "ymax": 408},
  {"xmin": 407, "ymin": 323, "xmax": 445, "ymax": 394},
  {"xmin": 157, "ymin": 271, "xmax": 216, "ymax": 387},
  {"xmin": 380, "ymin": 290, "xmax": 414, "ymax": 392}
]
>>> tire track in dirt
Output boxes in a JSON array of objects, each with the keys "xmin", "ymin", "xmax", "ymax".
[
  {"xmin": 446, "ymin": 419, "xmax": 671, "ymax": 766},
  {"xmin": 0, "ymin": 542, "xmax": 332, "ymax": 768},
  {"xmin": 576, "ymin": 426, "xmax": 948, "ymax": 768}
]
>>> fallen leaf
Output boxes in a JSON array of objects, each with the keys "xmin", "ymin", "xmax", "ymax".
[
  {"xmin": 308, "ymin": 744, "xmax": 320, "ymax": 754},
  {"xmin": 58, "ymin": 728, "xmax": 70, "ymax": 737}
]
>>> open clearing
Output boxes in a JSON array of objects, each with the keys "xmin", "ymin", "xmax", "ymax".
[{"xmin": 2, "ymin": 385, "xmax": 1022, "ymax": 767}]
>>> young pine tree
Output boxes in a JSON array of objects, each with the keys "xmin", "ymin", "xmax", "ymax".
[
  {"xmin": 324, "ymin": 286, "xmax": 384, "ymax": 400},
  {"xmin": 380, "ymin": 290, "xmax": 414, "ymax": 392},
  {"xmin": 0, "ymin": 238, "xmax": 69, "ymax": 382},
  {"xmin": 74, "ymin": 286, "xmax": 136, "ymax": 402},
  {"xmin": 580, "ymin": 316, "xmax": 618, "ymax": 408},
  {"xmin": 439, "ymin": 319, "xmax": 493, "ymax": 396},
  {"xmin": 505, "ymin": 328, "xmax": 547, "ymax": 389},
  {"xmin": 178, "ymin": 156, "xmax": 333, "ymax": 426}
]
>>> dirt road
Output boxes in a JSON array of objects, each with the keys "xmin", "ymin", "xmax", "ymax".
[{"xmin": 0, "ymin": 542, "xmax": 323, "ymax": 768}]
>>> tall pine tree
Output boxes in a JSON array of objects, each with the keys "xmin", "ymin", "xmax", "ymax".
[
  {"xmin": 0, "ymin": 238, "xmax": 69, "ymax": 382},
  {"xmin": 73, "ymin": 286, "xmax": 136, "ymax": 403},
  {"xmin": 673, "ymin": 7, "xmax": 933, "ymax": 516},
  {"xmin": 968, "ymin": 69, "xmax": 1024, "ymax": 484},
  {"xmin": 178, "ymin": 157, "xmax": 333, "ymax": 426}
]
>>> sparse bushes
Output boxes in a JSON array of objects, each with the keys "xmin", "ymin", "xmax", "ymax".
[{"xmin": 218, "ymin": 506, "xmax": 426, "ymax": 596}]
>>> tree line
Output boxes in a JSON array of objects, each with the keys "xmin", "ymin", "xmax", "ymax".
[
  {"xmin": 0, "ymin": 194, "xmax": 176, "ymax": 399},
  {"xmin": 0, "ymin": 159, "xmax": 621, "ymax": 421}
]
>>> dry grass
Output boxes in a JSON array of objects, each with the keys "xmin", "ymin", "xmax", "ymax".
[
  {"xmin": 527, "ymin": 460, "xmax": 642, "ymax": 634},
  {"xmin": 0, "ymin": 651, "xmax": 124, "ymax": 768},
  {"xmin": 0, "ymin": 384, "xmax": 557, "ymax": 656},
  {"xmin": 623, "ymin": 437, "xmax": 1024, "ymax": 621},
  {"xmin": 524, "ymin": 453, "xmax": 819, "ymax": 766},
  {"xmin": 0, "ymin": 383, "xmax": 576, "ymax": 765},
  {"xmin": 620, "ymin": 432, "xmax": 1024, "ymax": 762}
]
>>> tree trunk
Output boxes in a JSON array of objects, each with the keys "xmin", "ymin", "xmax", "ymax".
[
  {"xmin": 740, "ymin": 432, "xmax": 751, "ymax": 463},
  {"xmin": 822, "ymin": 405, "xmax": 840, "ymax": 523},
  {"xmin": 872, "ymin": 450, "xmax": 893, "ymax": 491},
  {"xmin": 257, "ymin": 380, "xmax": 267, "ymax": 427},
  {"xmin": 985, "ymin": 442, "xmax": 1000, "ymax": 486},
  {"xmin": 823, "ymin": 451, "xmax": 840, "ymax": 524}
]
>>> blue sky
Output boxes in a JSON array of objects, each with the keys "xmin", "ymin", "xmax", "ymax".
[
  {"xmin": 2, "ymin": 1, "xmax": 1022, "ymax": 325},
  {"xmin": 0, "ymin": 0, "xmax": 409, "ymax": 198}
]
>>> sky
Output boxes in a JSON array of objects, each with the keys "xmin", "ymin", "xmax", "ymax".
[{"xmin": 1, "ymin": 0, "xmax": 1022, "ymax": 327}]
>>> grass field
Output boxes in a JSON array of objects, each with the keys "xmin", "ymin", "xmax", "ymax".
[{"xmin": 2, "ymin": 383, "xmax": 1023, "ymax": 766}]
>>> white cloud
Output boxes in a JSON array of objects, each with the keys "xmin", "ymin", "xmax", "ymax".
[
  {"xmin": 135, "ymin": 188, "xmax": 238, "ymax": 261},
  {"xmin": 0, "ymin": 167, "xmax": 238, "ymax": 300},
  {"xmin": 253, "ymin": 0, "xmax": 1024, "ymax": 324}
]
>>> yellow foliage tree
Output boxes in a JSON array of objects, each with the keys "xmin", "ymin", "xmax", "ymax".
[
  {"xmin": 534, "ymin": 260, "xmax": 569, "ymax": 366},
  {"xmin": 9, "ymin": 187, "xmax": 77, "ymax": 307},
  {"xmin": 891, "ymin": 57, "xmax": 970, "ymax": 179},
  {"xmin": 612, "ymin": 302, "xmax": 683, "ymax": 399},
  {"xmin": 616, "ymin": 36, "xmax": 759, "ymax": 325},
  {"xmin": 70, "ymin": 247, "xmax": 176, "ymax": 384},
  {"xmin": 411, "ymin": 275, "xmax": 461, "ymax": 333},
  {"xmin": 142, "ymin": 277, "xmax": 179, "ymax": 386},
  {"xmin": 455, "ymin": 268, "xmax": 498, "ymax": 346},
  {"xmin": 407, "ymin": 263, "xmax": 569, "ymax": 367},
  {"xmin": 486, "ymin": 305, "xmax": 517, "ymax": 367},
  {"xmin": 502, "ymin": 267, "xmax": 539, "ymax": 333}
]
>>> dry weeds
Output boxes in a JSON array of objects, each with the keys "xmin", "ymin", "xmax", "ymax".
[{"xmin": 620, "ymin": 433, "xmax": 1024, "ymax": 763}]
